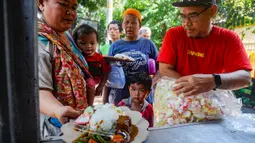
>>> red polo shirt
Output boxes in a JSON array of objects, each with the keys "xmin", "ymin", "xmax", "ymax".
[
  {"xmin": 118, "ymin": 101, "xmax": 154, "ymax": 127},
  {"xmin": 158, "ymin": 26, "xmax": 252, "ymax": 76}
]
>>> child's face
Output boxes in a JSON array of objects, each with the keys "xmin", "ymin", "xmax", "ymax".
[
  {"xmin": 129, "ymin": 83, "xmax": 149, "ymax": 103},
  {"xmin": 77, "ymin": 32, "xmax": 97, "ymax": 56}
]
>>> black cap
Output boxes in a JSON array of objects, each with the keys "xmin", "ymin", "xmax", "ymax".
[{"xmin": 172, "ymin": 0, "xmax": 216, "ymax": 7}]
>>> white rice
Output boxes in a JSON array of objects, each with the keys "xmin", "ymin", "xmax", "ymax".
[{"xmin": 89, "ymin": 104, "xmax": 120, "ymax": 131}]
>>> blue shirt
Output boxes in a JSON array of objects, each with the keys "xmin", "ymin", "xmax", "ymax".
[
  {"xmin": 108, "ymin": 38, "xmax": 158, "ymax": 104},
  {"xmin": 108, "ymin": 38, "xmax": 158, "ymax": 76}
]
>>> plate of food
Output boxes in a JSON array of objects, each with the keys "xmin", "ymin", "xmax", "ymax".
[
  {"xmin": 104, "ymin": 54, "xmax": 135, "ymax": 62},
  {"xmin": 61, "ymin": 104, "xmax": 149, "ymax": 143}
]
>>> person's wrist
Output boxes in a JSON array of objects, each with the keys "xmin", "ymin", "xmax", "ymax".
[
  {"xmin": 54, "ymin": 106, "xmax": 65, "ymax": 118},
  {"xmin": 212, "ymin": 74, "xmax": 222, "ymax": 89},
  {"xmin": 97, "ymin": 84, "xmax": 104, "ymax": 89},
  {"xmin": 210, "ymin": 74, "xmax": 216, "ymax": 89}
]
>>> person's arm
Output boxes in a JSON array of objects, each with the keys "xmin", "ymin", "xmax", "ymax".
[
  {"xmin": 218, "ymin": 30, "xmax": 252, "ymax": 90},
  {"xmin": 157, "ymin": 29, "xmax": 180, "ymax": 79},
  {"xmin": 40, "ymin": 90, "xmax": 81, "ymax": 124},
  {"xmin": 39, "ymin": 90, "xmax": 63, "ymax": 117},
  {"xmin": 151, "ymin": 71, "xmax": 161, "ymax": 86},
  {"xmin": 95, "ymin": 73, "xmax": 109, "ymax": 96},
  {"xmin": 108, "ymin": 43, "xmax": 115, "ymax": 56},
  {"xmin": 95, "ymin": 57, "xmax": 110, "ymax": 96},
  {"xmin": 38, "ymin": 38, "xmax": 81, "ymax": 124},
  {"xmin": 102, "ymin": 45, "xmax": 116, "ymax": 103},
  {"xmin": 219, "ymin": 70, "xmax": 251, "ymax": 90},
  {"xmin": 85, "ymin": 78, "xmax": 96, "ymax": 106},
  {"xmin": 173, "ymin": 70, "xmax": 251, "ymax": 96},
  {"xmin": 159, "ymin": 62, "xmax": 181, "ymax": 79},
  {"xmin": 103, "ymin": 86, "xmax": 110, "ymax": 104}
]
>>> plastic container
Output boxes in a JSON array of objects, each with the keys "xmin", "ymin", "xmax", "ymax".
[{"xmin": 148, "ymin": 58, "xmax": 156, "ymax": 75}]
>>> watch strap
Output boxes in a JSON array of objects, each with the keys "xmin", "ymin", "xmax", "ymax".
[{"xmin": 213, "ymin": 74, "xmax": 222, "ymax": 89}]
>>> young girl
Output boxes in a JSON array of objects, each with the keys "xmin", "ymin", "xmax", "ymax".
[
  {"xmin": 73, "ymin": 24, "xmax": 110, "ymax": 96},
  {"xmin": 118, "ymin": 72, "xmax": 154, "ymax": 127}
]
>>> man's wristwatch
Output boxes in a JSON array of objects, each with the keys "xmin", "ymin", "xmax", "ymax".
[{"xmin": 213, "ymin": 74, "xmax": 222, "ymax": 89}]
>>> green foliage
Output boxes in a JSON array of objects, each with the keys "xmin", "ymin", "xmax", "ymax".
[
  {"xmin": 76, "ymin": 0, "xmax": 107, "ymax": 45},
  {"xmin": 76, "ymin": 0, "xmax": 255, "ymax": 48},
  {"xmin": 216, "ymin": 0, "xmax": 255, "ymax": 29},
  {"xmin": 252, "ymin": 29, "xmax": 255, "ymax": 34},
  {"xmin": 119, "ymin": 0, "xmax": 181, "ymax": 48}
]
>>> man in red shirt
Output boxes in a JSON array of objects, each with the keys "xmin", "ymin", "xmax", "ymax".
[{"xmin": 158, "ymin": 0, "xmax": 252, "ymax": 96}]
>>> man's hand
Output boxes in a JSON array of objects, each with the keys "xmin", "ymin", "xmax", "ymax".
[
  {"xmin": 95, "ymin": 85, "xmax": 104, "ymax": 96},
  {"xmin": 173, "ymin": 74, "xmax": 216, "ymax": 96},
  {"xmin": 54, "ymin": 106, "xmax": 82, "ymax": 124}
]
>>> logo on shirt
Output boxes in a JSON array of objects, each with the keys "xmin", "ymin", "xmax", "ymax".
[
  {"xmin": 121, "ymin": 50, "xmax": 147, "ymax": 74},
  {"xmin": 187, "ymin": 49, "xmax": 204, "ymax": 58}
]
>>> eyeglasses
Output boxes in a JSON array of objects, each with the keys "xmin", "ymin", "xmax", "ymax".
[{"xmin": 178, "ymin": 7, "xmax": 210, "ymax": 22}]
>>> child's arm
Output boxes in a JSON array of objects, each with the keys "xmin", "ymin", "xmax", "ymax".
[
  {"xmin": 95, "ymin": 72, "xmax": 109, "ymax": 96},
  {"xmin": 95, "ymin": 57, "xmax": 111, "ymax": 96},
  {"xmin": 86, "ymin": 78, "xmax": 96, "ymax": 106}
]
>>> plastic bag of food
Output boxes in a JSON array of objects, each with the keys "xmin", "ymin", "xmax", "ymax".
[
  {"xmin": 153, "ymin": 77, "xmax": 238, "ymax": 127},
  {"xmin": 221, "ymin": 113, "xmax": 255, "ymax": 133},
  {"xmin": 106, "ymin": 62, "xmax": 126, "ymax": 89},
  {"xmin": 219, "ymin": 91, "xmax": 255, "ymax": 134}
]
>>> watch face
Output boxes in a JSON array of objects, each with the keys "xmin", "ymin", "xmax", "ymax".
[{"xmin": 213, "ymin": 74, "xmax": 222, "ymax": 88}]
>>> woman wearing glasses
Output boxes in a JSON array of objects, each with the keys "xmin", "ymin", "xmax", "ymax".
[{"xmin": 158, "ymin": 0, "xmax": 252, "ymax": 96}]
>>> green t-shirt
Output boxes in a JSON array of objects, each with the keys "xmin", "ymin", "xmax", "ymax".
[{"xmin": 100, "ymin": 43, "xmax": 110, "ymax": 55}]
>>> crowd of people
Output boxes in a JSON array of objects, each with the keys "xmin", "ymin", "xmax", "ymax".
[{"xmin": 38, "ymin": 0, "xmax": 252, "ymax": 139}]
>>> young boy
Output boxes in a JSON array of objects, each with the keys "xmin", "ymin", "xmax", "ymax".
[
  {"xmin": 118, "ymin": 72, "xmax": 154, "ymax": 127},
  {"xmin": 73, "ymin": 24, "xmax": 110, "ymax": 96}
]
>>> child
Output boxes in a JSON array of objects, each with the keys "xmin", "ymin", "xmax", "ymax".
[
  {"xmin": 73, "ymin": 24, "xmax": 110, "ymax": 96},
  {"xmin": 118, "ymin": 72, "xmax": 154, "ymax": 127}
]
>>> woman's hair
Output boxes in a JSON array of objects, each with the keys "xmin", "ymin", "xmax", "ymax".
[
  {"xmin": 127, "ymin": 72, "xmax": 152, "ymax": 91},
  {"xmin": 107, "ymin": 20, "xmax": 123, "ymax": 32},
  {"xmin": 72, "ymin": 24, "xmax": 99, "ymax": 43},
  {"xmin": 139, "ymin": 27, "xmax": 151, "ymax": 35}
]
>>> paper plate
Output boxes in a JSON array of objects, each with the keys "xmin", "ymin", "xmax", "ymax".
[
  {"xmin": 61, "ymin": 106, "xmax": 149, "ymax": 143},
  {"xmin": 104, "ymin": 56, "xmax": 135, "ymax": 62}
]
